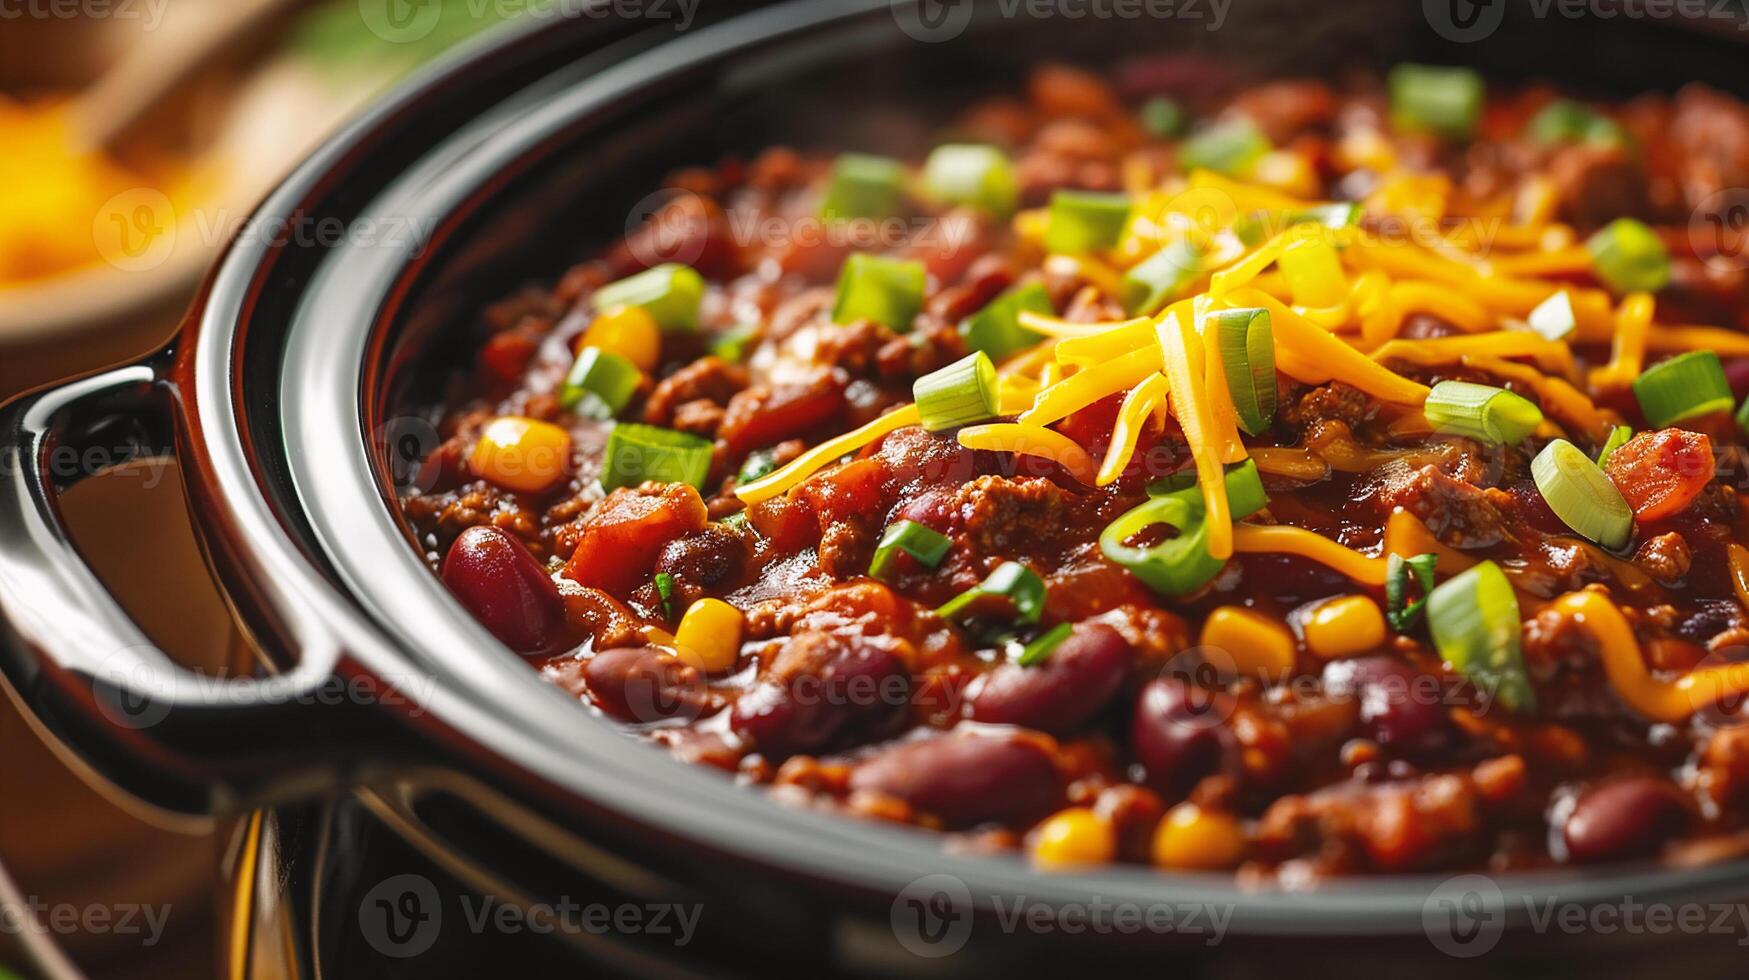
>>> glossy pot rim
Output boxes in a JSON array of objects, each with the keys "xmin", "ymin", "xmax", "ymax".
[{"xmin": 171, "ymin": 0, "xmax": 1749, "ymax": 935}]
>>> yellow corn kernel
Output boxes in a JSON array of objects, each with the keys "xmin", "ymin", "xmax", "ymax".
[
  {"xmin": 1250, "ymin": 149, "xmax": 1319, "ymax": 199},
  {"xmin": 580, "ymin": 305, "xmax": 662, "ymax": 372},
  {"xmin": 1278, "ymin": 233, "xmax": 1348, "ymax": 308},
  {"xmin": 1301, "ymin": 594, "xmax": 1387, "ymax": 659},
  {"xmin": 1029, "ymin": 808, "xmax": 1115, "ymax": 869},
  {"xmin": 1151, "ymin": 803, "xmax": 1246, "ymax": 870},
  {"xmin": 1199, "ymin": 606, "xmax": 1296, "ymax": 680},
  {"xmin": 673, "ymin": 597, "xmax": 744, "ymax": 673},
  {"xmin": 469, "ymin": 416, "xmax": 571, "ymax": 493}
]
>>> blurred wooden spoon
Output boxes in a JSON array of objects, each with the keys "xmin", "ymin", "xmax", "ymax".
[{"xmin": 67, "ymin": 0, "xmax": 304, "ymax": 154}]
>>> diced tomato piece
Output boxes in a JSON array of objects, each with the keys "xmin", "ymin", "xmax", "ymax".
[
  {"xmin": 794, "ymin": 457, "xmax": 889, "ymax": 528},
  {"xmin": 478, "ymin": 330, "xmax": 538, "ymax": 384},
  {"xmin": 747, "ymin": 493, "xmax": 819, "ymax": 552},
  {"xmin": 1603, "ymin": 428, "xmax": 1715, "ymax": 524},
  {"xmin": 564, "ymin": 484, "xmax": 707, "ymax": 595}
]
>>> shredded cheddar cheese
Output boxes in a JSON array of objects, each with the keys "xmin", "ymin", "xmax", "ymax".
[
  {"xmin": 731, "ymin": 146, "xmax": 1749, "ymax": 738},
  {"xmin": 1017, "ymin": 346, "xmax": 1164, "ymax": 428},
  {"xmin": 735, "ymin": 406, "xmax": 920, "ymax": 504},
  {"xmin": 957, "ymin": 423, "xmax": 1096, "ymax": 485},
  {"xmin": 1157, "ymin": 305, "xmax": 1235, "ymax": 559},
  {"xmin": 1229, "ymin": 525, "xmax": 1388, "ymax": 585},
  {"xmin": 1549, "ymin": 590, "xmax": 1749, "ymax": 723},
  {"xmin": 1097, "ymin": 374, "xmax": 1170, "ymax": 485}
]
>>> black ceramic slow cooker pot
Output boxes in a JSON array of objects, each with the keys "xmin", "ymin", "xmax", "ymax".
[{"xmin": 5, "ymin": 2, "xmax": 1749, "ymax": 976}]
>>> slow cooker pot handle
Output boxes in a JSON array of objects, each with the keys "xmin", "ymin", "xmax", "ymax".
[{"xmin": 0, "ymin": 363, "xmax": 359, "ymax": 815}]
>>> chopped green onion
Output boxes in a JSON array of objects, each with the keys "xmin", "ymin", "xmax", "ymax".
[
  {"xmin": 1099, "ymin": 492, "xmax": 1217, "ymax": 596},
  {"xmin": 1737, "ymin": 396, "xmax": 1749, "ymax": 439},
  {"xmin": 1586, "ymin": 217, "xmax": 1669, "ymax": 294},
  {"xmin": 594, "ymin": 264, "xmax": 705, "ymax": 332},
  {"xmin": 936, "ymin": 561, "xmax": 1046, "ymax": 625},
  {"xmin": 921, "ymin": 144, "xmax": 1017, "ymax": 217},
  {"xmin": 869, "ymin": 519, "xmax": 952, "ymax": 580},
  {"xmin": 1633, "ymin": 350, "xmax": 1733, "ymax": 427},
  {"xmin": 1531, "ymin": 439, "xmax": 1633, "ymax": 551},
  {"xmin": 737, "ymin": 448, "xmax": 780, "ymax": 484},
  {"xmin": 1596, "ymin": 424, "xmax": 1633, "ymax": 467},
  {"xmin": 1210, "ymin": 307, "xmax": 1276, "ymax": 436},
  {"xmin": 1139, "ymin": 96, "xmax": 1184, "ymax": 137},
  {"xmin": 1426, "ymin": 561, "xmax": 1534, "ymax": 712},
  {"xmin": 915, "ymin": 351, "xmax": 999, "ymax": 431},
  {"xmin": 820, "ymin": 153, "xmax": 907, "ymax": 221},
  {"xmin": 601, "ymin": 423, "xmax": 713, "ymax": 491},
  {"xmin": 960, "ymin": 282, "xmax": 1054, "ymax": 361},
  {"xmin": 1222, "ymin": 458, "xmax": 1270, "ymax": 519},
  {"xmin": 1287, "ymin": 202, "xmax": 1362, "ymax": 229},
  {"xmin": 1018, "ymin": 623, "xmax": 1073, "ymax": 666},
  {"xmin": 1179, "ymin": 118, "xmax": 1270, "ymax": 176},
  {"xmin": 718, "ymin": 511, "xmax": 749, "ymax": 530},
  {"xmin": 1109, "ymin": 462, "xmax": 1268, "ymax": 597},
  {"xmin": 1387, "ymin": 63, "xmax": 1484, "ymax": 140},
  {"xmin": 1044, "ymin": 191, "xmax": 1131, "ymax": 254},
  {"xmin": 1526, "ymin": 99, "xmax": 1626, "ymax": 148},
  {"xmin": 560, "ymin": 347, "xmax": 641, "ymax": 417},
  {"xmin": 1120, "ymin": 240, "xmax": 1203, "ymax": 315},
  {"xmin": 1525, "ymin": 290, "xmax": 1576, "ymax": 342},
  {"xmin": 1145, "ymin": 459, "xmax": 1269, "ymax": 518},
  {"xmin": 654, "ymin": 571, "xmax": 676, "ymax": 619},
  {"xmin": 832, "ymin": 253, "xmax": 926, "ymax": 330},
  {"xmin": 1385, "ymin": 552, "xmax": 1439, "ymax": 632},
  {"xmin": 1423, "ymin": 380, "xmax": 1543, "ymax": 446},
  {"xmin": 712, "ymin": 322, "xmax": 758, "ymax": 362}
]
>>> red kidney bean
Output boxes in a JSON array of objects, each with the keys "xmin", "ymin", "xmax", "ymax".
[
  {"xmin": 730, "ymin": 631, "xmax": 908, "ymax": 759},
  {"xmin": 848, "ymin": 728, "xmax": 1062, "ymax": 829},
  {"xmin": 1562, "ymin": 778, "xmax": 1691, "ymax": 864},
  {"xmin": 1130, "ymin": 679, "xmax": 1234, "ymax": 796},
  {"xmin": 1724, "ymin": 357, "xmax": 1749, "ymax": 401},
  {"xmin": 967, "ymin": 623, "xmax": 1132, "ymax": 735},
  {"xmin": 441, "ymin": 526, "xmax": 566, "ymax": 653},
  {"xmin": 1093, "ymin": 783, "xmax": 1166, "ymax": 863},
  {"xmin": 581, "ymin": 647, "xmax": 711, "ymax": 723},
  {"xmin": 1321, "ymin": 657, "xmax": 1449, "ymax": 752}
]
